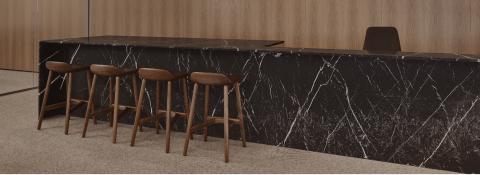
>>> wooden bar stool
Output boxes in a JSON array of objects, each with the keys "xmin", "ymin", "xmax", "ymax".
[
  {"xmin": 82, "ymin": 64, "xmax": 139, "ymax": 143},
  {"xmin": 183, "ymin": 72, "xmax": 246, "ymax": 163},
  {"xmin": 131, "ymin": 68, "xmax": 192, "ymax": 153},
  {"xmin": 38, "ymin": 61, "xmax": 97, "ymax": 135}
]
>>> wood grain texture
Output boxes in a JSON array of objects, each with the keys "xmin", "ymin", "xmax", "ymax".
[
  {"xmin": 34, "ymin": 0, "xmax": 86, "ymax": 72},
  {"xmin": 305, "ymin": 0, "xmax": 383, "ymax": 50},
  {"xmin": 184, "ymin": 0, "xmax": 305, "ymax": 47},
  {"xmin": 89, "ymin": 0, "xmax": 134, "ymax": 36},
  {"xmin": 383, "ymin": 0, "xmax": 472, "ymax": 54},
  {"xmin": 90, "ymin": 0, "xmax": 185, "ymax": 37},
  {"xmin": 88, "ymin": 0, "xmax": 480, "ymax": 54},
  {"xmin": 3, "ymin": 0, "xmax": 480, "ymax": 72},
  {"xmin": 382, "ymin": 0, "xmax": 427, "ymax": 52},
  {"xmin": 0, "ymin": 0, "xmax": 34, "ymax": 71},
  {"xmin": 472, "ymin": 0, "xmax": 480, "ymax": 55}
]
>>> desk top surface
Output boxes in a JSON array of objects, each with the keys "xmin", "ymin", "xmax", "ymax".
[{"xmin": 41, "ymin": 36, "xmax": 480, "ymax": 63}]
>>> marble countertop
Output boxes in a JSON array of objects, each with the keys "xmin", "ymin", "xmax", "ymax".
[{"xmin": 41, "ymin": 35, "xmax": 480, "ymax": 63}]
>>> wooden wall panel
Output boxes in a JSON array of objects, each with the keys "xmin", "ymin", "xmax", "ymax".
[
  {"xmin": 0, "ymin": 0, "xmax": 85, "ymax": 72},
  {"xmin": 89, "ymin": 0, "xmax": 479, "ymax": 54},
  {"xmin": 90, "ymin": 0, "xmax": 185, "ymax": 37},
  {"xmin": 0, "ymin": 0, "xmax": 34, "ymax": 71},
  {"xmin": 305, "ymin": 0, "xmax": 383, "ymax": 50},
  {"xmin": 472, "ymin": 0, "xmax": 480, "ymax": 55},
  {"xmin": 133, "ymin": 0, "xmax": 185, "ymax": 37},
  {"xmin": 246, "ymin": 0, "xmax": 306, "ymax": 47},
  {"xmin": 384, "ymin": 0, "xmax": 472, "ymax": 54},
  {"xmin": 0, "ymin": 1, "xmax": 6, "ymax": 69},
  {"xmin": 184, "ymin": 0, "xmax": 222, "ymax": 39},
  {"xmin": 34, "ymin": 0, "xmax": 87, "ymax": 72},
  {"xmin": 382, "ymin": 0, "xmax": 428, "ymax": 53},
  {"xmin": 89, "ymin": 0, "xmax": 134, "ymax": 36},
  {"xmin": 0, "ymin": 0, "xmax": 473, "ymax": 72},
  {"xmin": 423, "ymin": 0, "xmax": 471, "ymax": 54},
  {"xmin": 184, "ymin": 0, "xmax": 305, "ymax": 47}
]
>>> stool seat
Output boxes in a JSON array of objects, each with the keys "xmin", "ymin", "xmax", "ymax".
[
  {"xmin": 138, "ymin": 68, "xmax": 188, "ymax": 81},
  {"xmin": 46, "ymin": 61, "xmax": 90, "ymax": 73},
  {"xmin": 190, "ymin": 72, "xmax": 242, "ymax": 86},
  {"xmin": 90, "ymin": 64, "xmax": 138, "ymax": 77}
]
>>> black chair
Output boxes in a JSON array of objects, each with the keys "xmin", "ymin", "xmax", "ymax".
[{"xmin": 363, "ymin": 27, "xmax": 401, "ymax": 52}]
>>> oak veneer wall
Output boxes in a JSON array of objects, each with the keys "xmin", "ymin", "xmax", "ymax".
[
  {"xmin": 0, "ymin": 0, "xmax": 34, "ymax": 71},
  {"xmin": 90, "ymin": 0, "xmax": 480, "ymax": 55},
  {"xmin": 0, "ymin": 0, "xmax": 86, "ymax": 72},
  {"xmin": 34, "ymin": 0, "xmax": 87, "ymax": 72}
]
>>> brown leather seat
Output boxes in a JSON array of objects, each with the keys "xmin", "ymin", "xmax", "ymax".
[
  {"xmin": 46, "ymin": 61, "xmax": 90, "ymax": 73},
  {"xmin": 190, "ymin": 72, "xmax": 242, "ymax": 86},
  {"xmin": 90, "ymin": 64, "xmax": 138, "ymax": 77},
  {"xmin": 138, "ymin": 68, "xmax": 188, "ymax": 81}
]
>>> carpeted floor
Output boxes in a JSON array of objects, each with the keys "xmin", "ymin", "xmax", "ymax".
[
  {"xmin": 0, "ymin": 88, "xmax": 455, "ymax": 174},
  {"xmin": 0, "ymin": 69, "xmax": 36, "ymax": 94}
]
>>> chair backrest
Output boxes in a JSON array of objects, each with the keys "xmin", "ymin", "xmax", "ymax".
[
  {"xmin": 363, "ymin": 27, "xmax": 401, "ymax": 52},
  {"xmin": 190, "ymin": 72, "xmax": 234, "ymax": 86}
]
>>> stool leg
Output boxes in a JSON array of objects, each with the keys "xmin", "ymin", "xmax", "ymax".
[
  {"xmin": 38, "ymin": 70, "xmax": 53, "ymax": 130},
  {"xmin": 224, "ymin": 85, "xmax": 230, "ymax": 163},
  {"xmin": 86, "ymin": 70, "xmax": 97, "ymax": 124},
  {"xmin": 203, "ymin": 85, "xmax": 209, "ymax": 142},
  {"xmin": 235, "ymin": 82, "xmax": 246, "ymax": 147},
  {"xmin": 82, "ymin": 74, "xmax": 97, "ymax": 138},
  {"xmin": 65, "ymin": 73, "xmax": 73, "ymax": 135},
  {"xmin": 182, "ymin": 78, "xmax": 190, "ymax": 115},
  {"xmin": 166, "ymin": 81, "xmax": 172, "ymax": 153},
  {"xmin": 132, "ymin": 74, "xmax": 142, "ymax": 132},
  {"xmin": 183, "ymin": 83, "xmax": 198, "ymax": 156},
  {"xmin": 182, "ymin": 78, "xmax": 193, "ymax": 140},
  {"xmin": 156, "ymin": 81, "xmax": 160, "ymax": 134},
  {"xmin": 109, "ymin": 77, "xmax": 114, "ymax": 127},
  {"xmin": 131, "ymin": 79, "xmax": 146, "ymax": 147},
  {"xmin": 112, "ymin": 76, "xmax": 120, "ymax": 143}
]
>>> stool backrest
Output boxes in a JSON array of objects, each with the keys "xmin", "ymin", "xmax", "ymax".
[
  {"xmin": 138, "ymin": 68, "xmax": 176, "ymax": 81},
  {"xmin": 363, "ymin": 27, "xmax": 401, "ymax": 52},
  {"xmin": 190, "ymin": 72, "xmax": 233, "ymax": 86},
  {"xmin": 90, "ymin": 64, "xmax": 123, "ymax": 77},
  {"xmin": 46, "ymin": 61, "xmax": 74, "ymax": 73}
]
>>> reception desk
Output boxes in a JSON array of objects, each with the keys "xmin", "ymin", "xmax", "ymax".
[{"xmin": 39, "ymin": 36, "xmax": 480, "ymax": 173}]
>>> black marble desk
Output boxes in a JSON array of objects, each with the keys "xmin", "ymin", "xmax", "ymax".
[{"xmin": 39, "ymin": 36, "xmax": 480, "ymax": 173}]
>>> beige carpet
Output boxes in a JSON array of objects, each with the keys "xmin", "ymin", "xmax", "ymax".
[
  {"xmin": 0, "ymin": 69, "xmax": 36, "ymax": 94},
  {"xmin": 0, "ymin": 89, "xmax": 453, "ymax": 174}
]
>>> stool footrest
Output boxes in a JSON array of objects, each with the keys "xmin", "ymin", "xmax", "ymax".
[
  {"xmin": 45, "ymin": 102, "xmax": 67, "ymax": 111},
  {"xmin": 206, "ymin": 116, "xmax": 242, "ymax": 125},
  {"xmin": 189, "ymin": 117, "xmax": 241, "ymax": 132},
  {"xmin": 69, "ymin": 101, "xmax": 86, "ymax": 113},
  {"xmin": 89, "ymin": 107, "xmax": 115, "ymax": 117},
  {"xmin": 190, "ymin": 119, "xmax": 217, "ymax": 132},
  {"xmin": 139, "ymin": 111, "xmax": 177, "ymax": 124},
  {"xmin": 117, "ymin": 109, "xmax": 130, "ymax": 120},
  {"xmin": 111, "ymin": 105, "xmax": 137, "ymax": 112},
  {"xmin": 70, "ymin": 99, "xmax": 88, "ymax": 104},
  {"xmin": 44, "ymin": 99, "xmax": 90, "ymax": 112}
]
